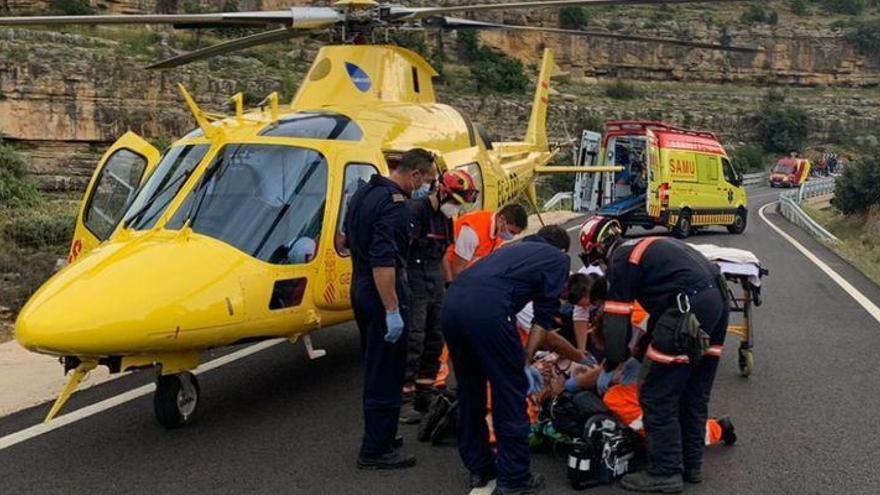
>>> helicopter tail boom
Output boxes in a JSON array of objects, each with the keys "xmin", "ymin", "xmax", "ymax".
[{"xmin": 525, "ymin": 49, "xmax": 555, "ymax": 151}]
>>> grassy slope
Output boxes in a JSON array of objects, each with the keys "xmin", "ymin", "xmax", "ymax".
[{"xmin": 804, "ymin": 205, "xmax": 880, "ymax": 285}]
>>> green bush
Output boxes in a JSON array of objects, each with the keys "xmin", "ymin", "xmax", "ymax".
[
  {"xmin": 729, "ymin": 144, "xmax": 768, "ymax": 173},
  {"xmin": 753, "ymin": 92, "xmax": 810, "ymax": 153},
  {"xmin": 458, "ymin": 31, "xmax": 528, "ymax": 93},
  {"xmin": 790, "ymin": 0, "xmax": 809, "ymax": 15},
  {"xmin": 559, "ymin": 6, "xmax": 590, "ymax": 30},
  {"xmin": 2, "ymin": 208, "xmax": 75, "ymax": 249},
  {"xmin": 50, "ymin": 0, "xmax": 94, "ymax": 15},
  {"xmin": 821, "ymin": 0, "xmax": 867, "ymax": 15},
  {"xmin": 741, "ymin": 4, "xmax": 779, "ymax": 25},
  {"xmin": 846, "ymin": 19, "xmax": 880, "ymax": 58},
  {"xmin": 0, "ymin": 140, "xmax": 41, "ymax": 209},
  {"xmin": 603, "ymin": 80, "xmax": 642, "ymax": 100},
  {"xmin": 832, "ymin": 154, "xmax": 880, "ymax": 215}
]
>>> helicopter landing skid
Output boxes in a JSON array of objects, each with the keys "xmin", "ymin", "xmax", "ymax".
[{"xmin": 302, "ymin": 334, "xmax": 327, "ymax": 360}]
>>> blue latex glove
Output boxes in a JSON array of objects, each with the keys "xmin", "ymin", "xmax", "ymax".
[
  {"xmin": 597, "ymin": 370, "xmax": 615, "ymax": 396},
  {"xmin": 384, "ymin": 310, "xmax": 404, "ymax": 344},
  {"xmin": 564, "ymin": 376, "xmax": 579, "ymax": 394},
  {"xmin": 524, "ymin": 365, "xmax": 544, "ymax": 394}
]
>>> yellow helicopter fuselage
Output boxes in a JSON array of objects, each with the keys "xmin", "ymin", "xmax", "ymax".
[{"xmin": 15, "ymin": 44, "xmax": 558, "ymax": 371}]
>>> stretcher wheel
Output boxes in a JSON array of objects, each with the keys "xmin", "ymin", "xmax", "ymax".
[
  {"xmin": 154, "ymin": 372, "xmax": 200, "ymax": 428},
  {"xmin": 738, "ymin": 347, "xmax": 753, "ymax": 377}
]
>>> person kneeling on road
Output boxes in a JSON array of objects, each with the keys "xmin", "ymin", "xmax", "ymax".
[
  {"xmin": 441, "ymin": 225, "xmax": 571, "ymax": 495},
  {"xmin": 580, "ymin": 216, "xmax": 731, "ymax": 493}
]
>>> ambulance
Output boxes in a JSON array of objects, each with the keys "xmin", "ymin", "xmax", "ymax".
[
  {"xmin": 769, "ymin": 156, "xmax": 811, "ymax": 188},
  {"xmin": 581, "ymin": 121, "xmax": 748, "ymax": 238}
]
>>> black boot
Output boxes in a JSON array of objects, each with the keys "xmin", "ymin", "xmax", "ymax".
[
  {"xmin": 399, "ymin": 401, "xmax": 422, "ymax": 425},
  {"xmin": 620, "ymin": 471, "xmax": 683, "ymax": 493},
  {"xmin": 683, "ymin": 467, "xmax": 702, "ymax": 484},
  {"xmin": 491, "ymin": 473, "xmax": 545, "ymax": 495},
  {"xmin": 469, "ymin": 467, "xmax": 497, "ymax": 489},
  {"xmin": 718, "ymin": 416, "xmax": 737, "ymax": 445},
  {"xmin": 356, "ymin": 449, "xmax": 417, "ymax": 470}
]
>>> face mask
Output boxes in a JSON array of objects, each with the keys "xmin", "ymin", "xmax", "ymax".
[
  {"xmin": 412, "ymin": 183, "xmax": 431, "ymax": 199},
  {"xmin": 501, "ymin": 229, "xmax": 515, "ymax": 241},
  {"xmin": 440, "ymin": 203, "xmax": 461, "ymax": 219}
]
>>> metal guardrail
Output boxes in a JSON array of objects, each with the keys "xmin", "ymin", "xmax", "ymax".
[
  {"xmin": 742, "ymin": 172, "xmax": 767, "ymax": 186},
  {"xmin": 777, "ymin": 178, "xmax": 839, "ymax": 243},
  {"xmin": 543, "ymin": 192, "xmax": 572, "ymax": 210}
]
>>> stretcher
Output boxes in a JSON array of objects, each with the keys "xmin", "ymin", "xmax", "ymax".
[{"xmin": 690, "ymin": 244, "xmax": 768, "ymax": 377}]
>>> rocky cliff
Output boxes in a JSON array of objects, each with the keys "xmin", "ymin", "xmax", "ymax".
[{"xmin": 1, "ymin": 1, "xmax": 879, "ymax": 192}]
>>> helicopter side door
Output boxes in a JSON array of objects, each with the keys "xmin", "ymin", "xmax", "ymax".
[
  {"xmin": 68, "ymin": 132, "xmax": 160, "ymax": 263},
  {"xmin": 312, "ymin": 151, "xmax": 383, "ymax": 312}
]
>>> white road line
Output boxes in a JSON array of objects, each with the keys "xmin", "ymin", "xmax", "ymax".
[
  {"xmin": 759, "ymin": 202, "xmax": 880, "ymax": 325},
  {"xmin": 0, "ymin": 339, "xmax": 284, "ymax": 451}
]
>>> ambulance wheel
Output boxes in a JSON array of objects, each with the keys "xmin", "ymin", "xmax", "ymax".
[
  {"xmin": 727, "ymin": 208, "xmax": 747, "ymax": 234},
  {"xmin": 154, "ymin": 372, "xmax": 200, "ymax": 429},
  {"xmin": 672, "ymin": 210, "xmax": 693, "ymax": 239},
  {"xmin": 738, "ymin": 347, "xmax": 753, "ymax": 377}
]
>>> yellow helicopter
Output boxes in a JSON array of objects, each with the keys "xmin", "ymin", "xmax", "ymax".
[{"xmin": 0, "ymin": 0, "xmax": 755, "ymax": 428}]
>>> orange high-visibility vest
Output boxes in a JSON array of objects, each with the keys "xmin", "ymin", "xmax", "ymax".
[{"xmin": 446, "ymin": 210, "xmax": 504, "ymax": 267}]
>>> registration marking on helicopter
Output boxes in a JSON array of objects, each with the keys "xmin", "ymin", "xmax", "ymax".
[{"xmin": 0, "ymin": 339, "xmax": 284, "ymax": 451}]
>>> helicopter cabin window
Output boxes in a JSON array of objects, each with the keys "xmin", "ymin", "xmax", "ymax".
[
  {"xmin": 259, "ymin": 112, "xmax": 363, "ymax": 141},
  {"xmin": 124, "ymin": 144, "xmax": 209, "ymax": 231},
  {"xmin": 456, "ymin": 162, "xmax": 483, "ymax": 210},
  {"xmin": 180, "ymin": 144, "xmax": 328, "ymax": 265},
  {"xmin": 336, "ymin": 163, "xmax": 379, "ymax": 256},
  {"xmin": 83, "ymin": 148, "xmax": 148, "ymax": 241}
]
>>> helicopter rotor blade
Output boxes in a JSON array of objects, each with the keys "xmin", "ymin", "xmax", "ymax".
[
  {"xmin": 404, "ymin": 0, "xmax": 750, "ymax": 20},
  {"xmin": 429, "ymin": 16, "xmax": 759, "ymax": 53},
  {"xmin": 0, "ymin": 7, "xmax": 342, "ymax": 29},
  {"xmin": 147, "ymin": 27, "xmax": 300, "ymax": 69}
]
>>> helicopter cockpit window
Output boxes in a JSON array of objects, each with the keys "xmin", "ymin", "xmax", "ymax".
[
  {"xmin": 83, "ymin": 149, "xmax": 147, "ymax": 241},
  {"xmin": 124, "ymin": 144, "xmax": 209, "ymax": 231},
  {"xmin": 336, "ymin": 163, "xmax": 378, "ymax": 256},
  {"xmin": 180, "ymin": 144, "xmax": 328, "ymax": 265},
  {"xmin": 258, "ymin": 112, "xmax": 363, "ymax": 141}
]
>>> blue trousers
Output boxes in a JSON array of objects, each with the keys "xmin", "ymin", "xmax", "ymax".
[
  {"xmin": 441, "ymin": 287, "xmax": 531, "ymax": 490},
  {"xmin": 640, "ymin": 289, "xmax": 729, "ymax": 476},
  {"xmin": 351, "ymin": 277, "xmax": 409, "ymax": 457}
]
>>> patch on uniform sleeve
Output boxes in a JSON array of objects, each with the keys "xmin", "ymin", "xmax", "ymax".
[{"xmin": 392, "ymin": 193, "xmax": 406, "ymax": 203}]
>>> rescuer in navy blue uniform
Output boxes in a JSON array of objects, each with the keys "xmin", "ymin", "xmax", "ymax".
[
  {"xmin": 441, "ymin": 225, "xmax": 571, "ymax": 494},
  {"xmin": 344, "ymin": 148, "xmax": 437, "ymax": 470},
  {"xmin": 400, "ymin": 170, "xmax": 479, "ymax": 424},
  {"xmin": 579, "ymin": 216, "xmax": 729, "ymax": 493}
]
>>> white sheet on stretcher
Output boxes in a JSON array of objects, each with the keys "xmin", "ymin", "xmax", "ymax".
[{"xmin": 689, "ymin": 243, "xmax": 763, "ymax": 286}]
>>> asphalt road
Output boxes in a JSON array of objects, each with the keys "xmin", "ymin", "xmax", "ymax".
[{"xmin": 2, "ymin": 184, "xmax": 880, "ymax": 494}]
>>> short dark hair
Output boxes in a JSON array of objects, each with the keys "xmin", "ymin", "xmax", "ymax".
[
  {"xmin": 566, "ymin": 273, "xmax": 595, "ymax": 304},
  {"xmin": 589, "ymin": 275, "xmax": 607, "ymax": 303},
  {"xmin": 536, "ymin": 224, "xmax": 570, "ymax": 252},
  {"xmin": 397, "ymin": 148, "xmax": 435, "ymax": 174},
  {"xmin": 499, "ymin": 203, "xmax": 528, "ymax": 230}
]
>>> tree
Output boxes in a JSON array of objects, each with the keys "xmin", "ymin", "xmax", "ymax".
[
  {"xmin": 790, "ymin": 0, "xmax": 809, "ymax": 15},
  {"xmin": 846, "ymin": 19, "xmax": 880, "ymax": 59},
  {"xmin": 832, "ymin": 154, "xmax": 880, "ymax": 214},
  {"xmin": 559, "ymin": 6, "xmax": 590, "ymax": 30},
  {"xmin": 821, "ymin": 0, "xmax": 867, "ymax": 15},
  {"xmin": 753, "ymin": 92, "xmax": 810, "ymax": 154},
  {"xmin": 0, "ymin": 137, "xmax": 41, "ymax": 209}
]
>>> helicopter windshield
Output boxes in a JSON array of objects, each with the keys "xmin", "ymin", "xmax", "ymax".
[
  {"xmin": 258, "ymin": 112, "xmax": 363, "ymax": 141},
  {"xmin": 124, "ymin": 144, "xmax": 209, "ymax": 230},
  {"xmin": 171, "ymin": 144, "xmax": 328, "ymax": 265}
]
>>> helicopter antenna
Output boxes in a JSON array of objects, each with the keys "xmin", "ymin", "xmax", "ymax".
[{"xmin": 178, "ymin": 84, "xmax": 218, "ymax": 138}]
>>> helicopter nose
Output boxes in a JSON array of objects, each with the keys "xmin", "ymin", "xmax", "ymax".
[{"xmin": 15, "ymin": 233, "xmax": 250, "ymax": 356}]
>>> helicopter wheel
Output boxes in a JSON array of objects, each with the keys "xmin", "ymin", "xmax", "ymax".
[{"xmin": 154, "ymin": 372, "xmax": 200, "ymax": 429}]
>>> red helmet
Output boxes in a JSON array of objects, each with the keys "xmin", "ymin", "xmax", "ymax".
[
  {"xmin": 579, "ymin": 216, "xmax": 622, "ymax": 263},
  {"xmin": 438, "ymin": 170, "xmax": 479, "ymax": 205}
]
